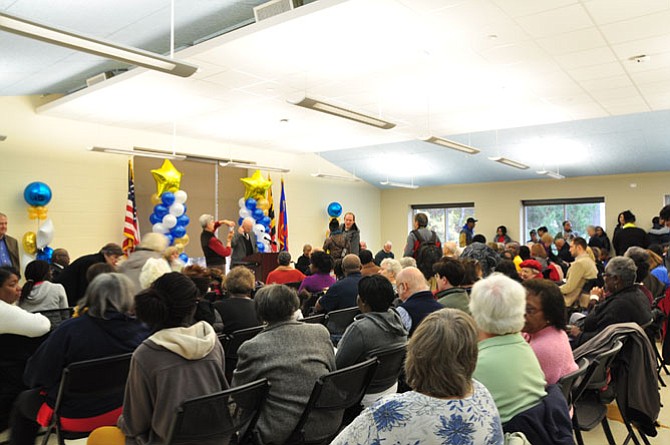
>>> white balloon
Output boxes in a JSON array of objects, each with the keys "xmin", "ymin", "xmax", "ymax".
[
  {"xmin": 239, "ymin": 208, "xmax": 251, "ymax": 218},
  {"xmin": 238, "ymin": 197, "xmax": 246, "ymax": 208},
  {"xmin": 174, "ymin": 190, "xmax": 188, "ymax": 204},
  {"xmin": 253, "ymin": 224, "xmax": 266, "ymax": 234},
  {"xmin": 169, "ymin": 203, "xmax": 185, "ymax": 217},
  {"xmin": 36, "ymin": 219, "xmax": 55, "ymax": 249},
  {"xmin": 153, "ymin": 223, "xmax": 169, "ymax": 234},
  {"xmin": 162, "ymin": 214, "xmax": 178, "ymax": 229}
]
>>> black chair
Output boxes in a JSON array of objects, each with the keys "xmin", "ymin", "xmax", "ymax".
[
  {"xmin": 223, "ymin": 325, "xmax": 265, "ymax": 382},
  {"xmin": 284, "ymin": 281, "xmax": 302, "ymax": 290},
  {"xmin": 557, "ymin": 358, "xmax": 590, "ymax": 445},
  {"xmin": 35, "ymin": 307, "xmax": 74, "ymax": 330},
  {"xmin": 324, "ymin": 307, "xmax": 360, "ymax": 346},
  {"xmin": 646, "ymin": 307, "xmax": 670, "ymax": 386},
  {"xmin": 41, "ymin": 353, "xmax": 133, "ymax": 445},
  {"xmin": 572, "ymin": 341, "xmax": 624, "ymax": 445},
  {"xmin": 301, "ymin": 314, "xmax": 325, "ymax": 325},
  {"xmin": 365, "ymin": 343, "xmax": 407, "ymax": 396},
  {"xmin": 283, "ymin": 357, "xmax": 378, "ymax": 445},
  {"xmin": 164, "ymin": 378, "xmax": 270, "ymax": 445}
]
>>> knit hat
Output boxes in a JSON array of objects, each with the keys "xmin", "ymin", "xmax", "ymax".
[{"xmin": 519, "ymin": 259, "xmax": 543, "ymax": 272}]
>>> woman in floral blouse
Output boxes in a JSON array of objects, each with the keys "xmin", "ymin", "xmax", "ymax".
[{"xmin": 331, "ymin": 308, "xmax": 503, "ymax": 445}]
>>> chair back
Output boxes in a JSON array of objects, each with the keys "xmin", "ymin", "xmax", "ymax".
[
  {"xmin": 325, "ymin": 307, "xmax": 360, "ymax": 336},
  {"xmin": 164, "ymin": 378, "xmax": 270, "ymax": 445},
  {"xmin": 36, "ymin": 307, "xmax": 74, "ymax": 330},
  {"xmin": 365, "ymin": 343, "xmax": 407, "ymax": 393},
  {"xmin": 301, "ymin": 314, "xmax": 325, "ymax": 325},
  {"xmin": 284, "ymin": 281, "xmax": 302, "ymax": 290},
  {"xmin": 557, "ymin": 357, "xmax": 589, "ymax": 404},
  {"xmin": 286, "ymin": 357, "xmax": 378, "ymax": 444},
  {"xmin": 224, "ymin": 325, "xmax": 264, "ymax": 381},
  {"xmin": 583, "ymin": 340, "xmax": 624, "ymax": 391}
]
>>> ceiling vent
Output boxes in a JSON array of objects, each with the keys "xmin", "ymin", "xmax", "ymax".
[{"xmin": 253, "ymin": 0, "xmax": 303, "ymax": 22}]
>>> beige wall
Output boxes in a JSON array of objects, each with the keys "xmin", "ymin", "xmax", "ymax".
[
  {"xmin": 381, "ymin": 172, "xmax": 670, "ymax": 252},
  {"xmin": 0, "ymin": 96, "xmax": 381, "ymax": 268}
]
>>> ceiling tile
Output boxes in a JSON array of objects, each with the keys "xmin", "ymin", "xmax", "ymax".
[
  {"xmin": 567, "ymin": 61, "xmax": 627, "ymax": 81},
  {"xmin": 514, "ymin": 4, "xmax": 594, "ymax": 39},
  {"xmin": 629, "ymin": 66, "xmax": 670, "ymax": 85},
  {"xmin": 598, "ymin": 9, "xmax": 670, "ymax": 44},
  {"xmin": 610, "ymin": 33, "xmax": 670, "ymax": 61},
  {"xmin": 590, "ymin": 86, "xmax": 641, "ymax": 102},
  {"xmin": 535, "ymin": 27, "xmax": 607, "ymax": 55},
  {"xmin": 582, "ymin": 0, "xmax": 670, "ymax": 25},
  {"xmin": 554, "ymin": 46, "xmax": 618, "ymax": 70},
  {"xmin": 491, "ymin": 0, "xmax": 578, "ymax": 18},
  {"xmin": 599, "ymin": 96, "xmax": 650, "ymax": 115},
  {"xmin": 578, "ymin": 74, "xmax": 634, "ymax": 91}
]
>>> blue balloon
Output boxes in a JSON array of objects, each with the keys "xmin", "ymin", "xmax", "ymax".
[
  {"xmin": 36, "ymin": 246, "xmax": 54, "ymax": 262},
  {"xmin": 238, "ymin": 217, "xmax": 244, "ymax": 226},
  {"xmin": 256, "ymin": 241, "xmax": 265, "ymax": 253},
  {"xmin": 179, "ymin": 253, "xmax": 189, "ymax": 263},
  {"xmin": 327, "ymin": 202, "xmax": 343, "ymax": 218},
  {"xmin": 253, "ymin": 208, "xmax": 265, "ymax": 220},
  {"xmin": 177, "ymin": 214, "xmax": 190, "ymax": 227},
  {"xmin": 161, "ymin": 191, "xmax": 175, "ymax": 206},
  {"xmin": 245, "ymin": 198, "xmax": 257, "ymax": 210},
  {"xmin": 154, "ymin": 204, "xmax": 169, "ymax": 218},
  {"xmin": 165, "ymin": 233, "xmax": 174, "ymax": 245},
  {"xmin": 149, "ymin": 213, "xmax": 161, "ymax": 225},
  {"xmin": 171, "ymin": 225, "xmax": 187, "ymax": 238},
  {"xmin": 260, "ymin": 216, "xmax": 271, "ymax": 227},
  {"xmin": 24, "ymin": 182, "xmax": 53, "ymax": 206}
]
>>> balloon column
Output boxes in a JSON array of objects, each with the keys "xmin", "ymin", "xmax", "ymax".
[
  {"xmin": 148, "ymin": 160, "xmax": 191, "ymax": 256},
  {"xmin": 238, "ymin": 170, "xmax": 273, "ymax": 253},
  {"xmin": 22, "ymin": 182, "xmax": 55, "ymax": 264}
]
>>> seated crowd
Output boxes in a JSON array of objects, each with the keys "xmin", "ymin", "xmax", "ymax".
[{"xmin": 1, "ymin": 204, "xmax": 668, "ymax": 444}]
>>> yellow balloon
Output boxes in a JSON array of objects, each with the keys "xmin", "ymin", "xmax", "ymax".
[
  {"xmin": 22, "ymin": 231, "xmax": 37, "ymax": 254},
  {"xmin": 256, "ymin": 198, "xmax": 270, "ymax": 211},
  {"xmin": 151, "ymin": 159, "xmax": 183, "ymax": 196},
  {"xmin": 37, "ymin": 208, "xmax": 48, "ymax": 219},
  {"xmin": 27, "ymin": 209, "xmax": 38, "ymax": 220},
  {"xmin": 240, "ymin": 170, "xmax": 272, "ymax": 200},
  {"xmin": 174, "ymin": 242, "xmax": 184, "ymax": 253},
  {"xmin": 175, "ymin": 234, "xmax": 190, "ymax": 246},
  {"xmin": 151, "ymin": 193, "xmax": 162, "ymax": 205}
]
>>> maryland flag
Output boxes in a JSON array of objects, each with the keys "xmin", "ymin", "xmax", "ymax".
[
  {"xmin": 267, "ymin": 175, "xmax": 277, "ymax": 252},
  {"xmin": 277, "ymin": 178, "xmax": 288, "ymax": 251}
]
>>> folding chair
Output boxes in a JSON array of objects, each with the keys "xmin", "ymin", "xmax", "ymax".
[
  {"xmin": 35, "ymin": 307, "xmax": 74, "ymax": 330},
  {"xmin": 324, "ymin": 307, "xmax": 360, "ymax": 346},
  {"xmin": 365, "ymin": 343, "xmax": 407, "ymax": 395},
  {"xmin": 557, "ymin": 358, "xmax": 590, "ymax": 445},
  {"xmin": 283, "ymin": 357, "xmax": 378, "ymax": 445},
  {"xmin": 301, "ymin": 314, "xmax": 326, "ymax": 325},
  {"xmin": 223, "ymin": 325, "xmax": 264, "ymax": 382},
  {"xmin": 572, "ymin": 341, "xmax": 624, "ymax": 445},
  {"xmin": 164, "ymin": 378, "xmax": 270, "ymax": 445},
  {"xmin": 41, "ymin": 353, "xmax": 133, "ymax": 445}
]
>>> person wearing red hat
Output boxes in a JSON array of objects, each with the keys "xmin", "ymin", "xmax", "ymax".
[{"xmin": 518, "ymin": 259, "xmax": 543, "ymax": 281}]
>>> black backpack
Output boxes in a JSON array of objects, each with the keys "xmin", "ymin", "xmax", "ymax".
[{"xmin": 412, "ymin": 229, "xmax": 442, "ymax": 280}]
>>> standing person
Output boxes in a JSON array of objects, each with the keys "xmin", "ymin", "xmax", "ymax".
[
  {"xmin": 0, "ymin": 213, "xmax": 20, "ymax": 271},
  {"xmin": 557, "ymin": 220, "xmax": 578, "ymax": 241},
  {"xmin": 373, "ymin": 241, "xmax": 394, "ymax": 266},
  {"xmin": 612, "ymin": 210, "xmax": 648, "ymax": 256},
  {"xmin": 49, "ymin": 249, "xmax": 70, "ymax": 281},
  {"xmin": 528, "ymin": 229, "xmax": 539, "ymax": 245},
  {"xmin": 594, "ymin": 226, "xmax": 612, "ymax": 257},
  {"xmin": 116, "ymin": 272, "xmax": 228, "ymax": 445},
  {"xmin": 231, "ymin": 217, "xmax": 258, "ymax": 267},
  {"xmin": 459, "ymin": 217, "xmax": 477, "ymax": 247},
  {"xmin": 18, "ymin": 260, "xmax": 68, "ymax": 312},
  {"xmin": 295, "ymin": 244, "xmax": 312, "ymax": 276},
  {"xmin": 54, "ymin": 243, "xmax": 124, "ymax": 306},
  {"xmin": 494, "ymin": 226, "xmax": 512, "ymax": 245},
  {"xmin": 198, "ymin": 214, "xmax": 235, "ymax": 270},
  {"xmin": 403, "ymin": 213, "xmax": 442, "ymax": 281},
  {"xmin": 323, "ymin": 218, "xmax": 350, "ymax": 260},
  {"xmin": 340, "ymin": 212, "xmax": 360, "ymax": 256}
]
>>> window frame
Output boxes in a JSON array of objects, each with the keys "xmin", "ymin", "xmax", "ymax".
[
  {"xmin": 522, "ymin": 197, "xmax": 605, "ymax": 243},
  {"xmin": 410, "ymin": 202, "xmax": 476, "ymax": 244}
]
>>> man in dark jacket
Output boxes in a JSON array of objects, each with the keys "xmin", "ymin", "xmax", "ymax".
[
  {"xmin": 395, "ymin": 267, "xmax": 442, "ymax": 336},
  {"xmin": 315, "ymin": 254, "xmax": 362, "ymax": 313}
]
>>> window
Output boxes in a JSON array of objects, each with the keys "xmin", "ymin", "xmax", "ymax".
[
  {"xmin": 665, "ymin": 194, "xmax": 670, "ymax": 206},
  {"xmin": 522, "ymin": 197, "xmax": 605, "ymax": 243},
  {"xmin": 411, "ymin": 203, "xmax": 475, "ymax": 243}
]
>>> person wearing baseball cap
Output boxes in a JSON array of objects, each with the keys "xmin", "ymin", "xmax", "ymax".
[{"xmin": 459, "ymin": 217, "xmax": 478, "ymax": 247}]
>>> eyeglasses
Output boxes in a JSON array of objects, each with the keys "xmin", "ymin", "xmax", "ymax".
[{"xmin": 525, "ymin": 306, "xmax": 543, "ymax": 315}]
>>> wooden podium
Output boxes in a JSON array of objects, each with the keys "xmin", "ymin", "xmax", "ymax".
[{"xmin": 241, "ymin": 252, "xmax": 279, "ymax": 283}]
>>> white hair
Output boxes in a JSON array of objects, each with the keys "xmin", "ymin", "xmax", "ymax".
[
  {"xmin": 469, "ymin": 273, "xmax": 526, "ymax": 335},
  {"xmin": 139, "ymin": 258, "xmax": 172, "ymax": 290},
  {"xmin": 380, "ymin": 258, "xmax": 401, "ymax": 278},
  {"xmin": 398, "ymin": 257, "xmax": 417, "ymax": 269},
  {"xmin": 199, "ymin": 214, "xmax": 214, "ymax": 228}
]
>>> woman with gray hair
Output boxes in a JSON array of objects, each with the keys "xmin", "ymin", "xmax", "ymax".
[
  {"xmin": 10, "ymin": 273, "xmax": 150, "ymax": 444},
  {"xmin": 232, "ymin": 284, "xmax": 337, "ymax": 444},
  {"xmin": 571, "ymin": 256, "xmax": 652, "ymax": 347},
  {"xmin": 469, "ymin": 273, "xmax": 546, "ymax": 424},
  {"xmin": 332, "ymin": 308, "xmax": 503, "ymax": 444}
]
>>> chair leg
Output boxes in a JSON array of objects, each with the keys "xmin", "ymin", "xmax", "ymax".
[
  {"xmin": 601, "ymin": 418, "xmax": 617, "ymax": 445},
  {"xmin": 572, "ymin": 413, "xmax": 585, "ymax": 445}
]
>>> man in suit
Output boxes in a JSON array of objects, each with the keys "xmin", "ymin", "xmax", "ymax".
[
  {"xmin": 231, "ymin": 217, "xmax": 258, "ymax": 267},
  {"xmin": 0, "ymin": 213, "xmax": 20, "ymax": 271}
]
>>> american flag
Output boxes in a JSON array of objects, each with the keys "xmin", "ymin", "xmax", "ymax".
[
  {"xmin": 267, "ymin": 175, "xmax": 277, "ymax": 252},
  {"xmin": 277, "ymin": 178, "xmax": 288, "ymax": 251},
  {"xmin": 122, "ymin": 160, "xmax": 140, "ymax": 255}
]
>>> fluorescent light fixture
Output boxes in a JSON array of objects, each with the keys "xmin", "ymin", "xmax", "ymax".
[
  {"xmin": 219, "ymin": 161, "xmax": 290, "ymax": 173},
  {"xmin": 379, "ymin": 180, "xmax": 419, "ymax": 189},
  {"xmin": 420, "ymin": 136, "xmax": 480, "ymax": 154},
  {"xmin": 288, "ymin": 95, "xmax": 395, "ymax": 129},
  {"xmin": 488, "ymin": 156, "xmax": 529, "ymax": 170},
  {"xmin": 89, "ymin": 146, "xmax": 186, "ymax": 160},
  {"xmin": 537, "ymin": 170, "xmax": 565, "ymax": 179},
  {"xmin": 310, "ymin": 172, "xmax": 361, "ymax": 182},
  {"xmin": 0, "ymin": 12, "xmax": 198, "ymax": 78}
]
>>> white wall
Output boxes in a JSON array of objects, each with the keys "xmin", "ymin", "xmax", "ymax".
[{"xmin": 0, "ymin": 96, "xmax": 381, "ymax": 266}]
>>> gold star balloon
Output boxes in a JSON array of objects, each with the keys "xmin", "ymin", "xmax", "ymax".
[
  {"xmin": 151, "ymin": 160, "xmax": 183, "ymax": 196},
  {"xmin": 241, "ymin": 170, "xmax": 272, "ymax": 200}
]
